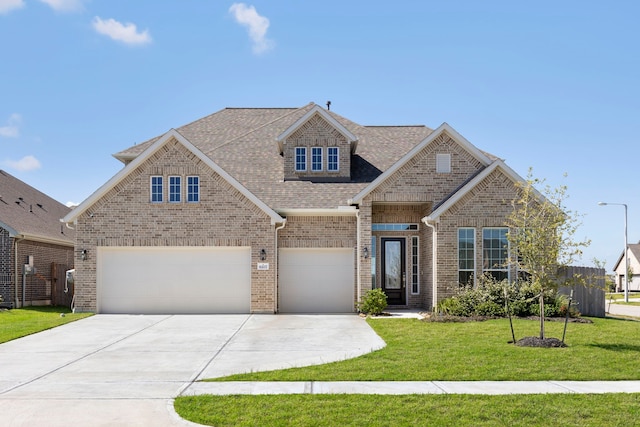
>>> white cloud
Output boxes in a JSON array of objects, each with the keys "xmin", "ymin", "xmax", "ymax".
[
  {"xmin": 38, "ymin": 0, "xmax": 84, "ymax": 12},
  {"xmin": 0, "ymin": 0, "xmax": 24, "ymax": 15},
  {"xmin": 0, "ymin": 113, "xmax": 22, "ymax": 138},
  {"xmin": 92, "ymin": 16, "xmax": 152, "ymax": 46},
  {"xmin": 5, "ymin": 155, "xmax": 41, "ymax": 172},
  {"xmin": 65, "ymin": 201, "xmax": 78, "ymax": 208},
  {"xmin": 229, "ymin": 3, "xmax": 274, "ymax": 54}
]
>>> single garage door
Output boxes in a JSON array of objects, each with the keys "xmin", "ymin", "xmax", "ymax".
[
  {"xmin": 97, "ymin": 246, "xmax": 251, "ymax": 314},
  {"xmin": 279, "ymin": 248, "xmax": 354, "ymax": 313}
]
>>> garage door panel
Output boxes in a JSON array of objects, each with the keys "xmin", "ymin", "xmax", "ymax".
[
  {"xmin": 98, "ymin": 247, "xmax": 250, "ymax": 314},
  {"xmin": 279, "ymin": 248, "xmax": 354, "ymax": 313}
]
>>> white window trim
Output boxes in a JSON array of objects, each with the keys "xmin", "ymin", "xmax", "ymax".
[
  {"xmin": 311, "ymin": 146, "xmax": 323, "ymax": 172},
  {"xmin": 150, "ymin": 175, "xmax": 163, "ymax": 203},
  {"xmin": 295, "ymin": 147, "xmax": 307, "ymax": 172},
  {"xmin": 169, "ymin": 175, "xmax": 181, "ymax": 203},
  {"xmin": 411, "ymin": 236, "xmax": 419, "ymax": 295},
  {"xmin": 436, "ymin": 153, "xmax": 451, "ymax": 173},
  {"xmin": 458, "ymin": 227, "xmax": 476, "ymax": 287},
  {"xmin": 328, "ymin": 146, "xmax": 339, "ymax": 172},
  {"xmin": 187, "ymin": 175, "xmax": 200, "ymax": 203}
]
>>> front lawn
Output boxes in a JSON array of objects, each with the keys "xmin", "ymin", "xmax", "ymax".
[
  {"xmin": 175, "ymin": 394, "xmax": 640, "ymax": 427},
  {"xmin": 211, "ymin": 317, "xmax": 640, "ymax": 381},
  {"xmin": 0, "ymin": 306, "xmax": 92, "ymax": 343},
  {"xmin": 176, "ymin": 317, "xmax": 640, "ymax": 426}
]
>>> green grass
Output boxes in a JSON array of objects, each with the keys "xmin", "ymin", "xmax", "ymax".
[
  {"xmin": 0, "ymin": 306, "xmax": 92, "ymax": 343},
  {"xmin": 174, "ymin": 394, "xmax": 640, "ymax": 426},
  {"xmin": 210, "ymin": 317, "xmax": 640, "ymax": 381}
]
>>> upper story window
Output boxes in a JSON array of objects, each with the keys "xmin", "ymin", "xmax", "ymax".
[
  {"xmin": 187, "ymin": 176, "xmax": 200, "ymax": 203},
  {"xmin": 328, "ymin": 147, "xmax": 339, "ymax": 171},
  {"xmin": 295, "ymin": 147, "xmax": 307, "ymax": 171},
  {"xmin": 169, "ymin": 176, "xmax": 181, "ymax": 203},
  {"xmin": 151, "ymin": 176, "xmax": 163, "ymax": 203},
  {"xmin": 436, "ymin": 153, "xmax": 451, "ymax": 173},
  {"xmin": 311, "ymin": 147, "xmax": 323, "ymax": 171}
]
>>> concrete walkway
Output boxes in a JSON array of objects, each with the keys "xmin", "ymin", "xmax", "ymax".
[{"xmin": 184, "ymin": 380, "xmax": 640, "ymax": 396}]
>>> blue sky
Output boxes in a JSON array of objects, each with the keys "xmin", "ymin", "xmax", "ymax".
[{"xmin": 1, "ymin": 1, "xmax": 638, "ymax": 272}]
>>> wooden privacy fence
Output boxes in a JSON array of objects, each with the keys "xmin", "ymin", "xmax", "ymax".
[
  {"xmin": 51, "ymin": 262, "xmax": 73, "ymax": 308},
  {"xmin": 558, "ymin": 266, "xmax": 605, "ymax": 317}
]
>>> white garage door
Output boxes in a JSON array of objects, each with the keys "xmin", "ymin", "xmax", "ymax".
[
  {"xmin": 97, "ymin": 246, "xmax": 251, "ymax": 314},
  {"xmin": 279, "ymin": 248, "xmax": 354, "ymax": 313}
]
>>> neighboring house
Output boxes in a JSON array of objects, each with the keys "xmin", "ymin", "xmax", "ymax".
[
  {"xmin": 612, "ymin": 243, "xmax": 640, "ymax": 292},
  {"xmin": 0, "ymin": 170, "xmax": 75, "ymax": 307},
  {"xmin": 63, "ymin": 102, "xmax": 531, "ymax": 314}
]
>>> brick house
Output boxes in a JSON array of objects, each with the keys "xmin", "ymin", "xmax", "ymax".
[
  {"xmin": 0, "ymin": 170, "xmax": 75, "ymax": 307},
  {"xmin": 63, "ymin": 103, "xmax": 528, "ymax": 314}
]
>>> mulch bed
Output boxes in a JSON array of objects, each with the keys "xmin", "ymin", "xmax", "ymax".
[{"xmin": 515, "ymin": 336, "xmax": 567, "ymax": 348}]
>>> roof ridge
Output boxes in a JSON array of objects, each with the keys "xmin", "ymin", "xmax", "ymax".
[{"xmin": 208, "ymin": 104, "xmax": 316, "ymax": 153}]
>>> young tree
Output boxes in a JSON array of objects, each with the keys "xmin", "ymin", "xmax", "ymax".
[{"xmin": 506, "ymin": 169, "xmax": 590, "ymax": 339}]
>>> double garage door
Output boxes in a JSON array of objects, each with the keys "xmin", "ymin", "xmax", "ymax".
[
  {"xmin": 97, "ymin": 247, "xmax": 354, "ymax": 314},
  {"xmin": 97, "ymin": 247, "xmax": 251, "ymax": 314}
]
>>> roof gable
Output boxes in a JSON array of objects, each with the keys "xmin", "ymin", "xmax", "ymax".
[
  {"xmin": 63, "ymin": 129, "xmax": 285, "ymax": 226},
  {"xmin": 349, "ymin": 123, "xmax": 492, "ymax": 204},
  {"xmin": 276, "ymin": 105, "xmax": 358, "ymax": 154}
]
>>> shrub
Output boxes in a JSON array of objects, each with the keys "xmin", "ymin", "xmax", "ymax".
[{"xmin": 357, "ymin": 288, "xmax": 388, "ymax": 315}]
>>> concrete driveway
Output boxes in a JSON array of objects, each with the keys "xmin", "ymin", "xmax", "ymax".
[{"xmin": 0, "ymin": 314, "xmax": 385, "ymax": 426}]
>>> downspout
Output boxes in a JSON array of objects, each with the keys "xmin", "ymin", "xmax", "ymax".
[
  {"xmin": 274, "ymin": 220, "xmax": 287, "ymax": 314},
  {"xmin": 356, "ymin": 209, "xmax": 361, "ymax": 308},
  {"xmin": 422, "ymin": 217, "xmax": 438, "ymax": 310},
  {"xmin": 14, "ymin": 236, "xmax": 24, "ymax": 308}
]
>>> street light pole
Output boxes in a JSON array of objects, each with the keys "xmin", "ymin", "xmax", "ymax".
[{"xmin": 598, "ymin": 202, "xmax": 629, "ymax": 302}]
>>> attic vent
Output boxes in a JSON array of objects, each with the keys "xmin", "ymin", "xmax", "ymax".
[{"xmin": 436, "ymin": 153, "xmax": 451, "ymax": 173}]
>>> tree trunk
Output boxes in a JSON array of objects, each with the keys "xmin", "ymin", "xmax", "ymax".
[{"xmin": 539, "ymin": 293, "xmax": 545, "ymax": 340}]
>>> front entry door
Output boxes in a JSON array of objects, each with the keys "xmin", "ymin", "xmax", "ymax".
[{"xmin": 381, "ymin": 238, "xmax": 406, "ymax": 305}]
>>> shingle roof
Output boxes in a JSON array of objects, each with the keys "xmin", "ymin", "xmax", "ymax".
[
  {"xmin": 0, "ymin": 170, "xmax": 74, "ymax": 245},
  {"xmin": 114, "ymin": 103, "xmax": 434, "ymax": 209}
]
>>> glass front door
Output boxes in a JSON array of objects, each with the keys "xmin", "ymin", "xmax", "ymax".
[{"xmin": 381, "ymin": 238, "xmax": 406, "ymax": 305}]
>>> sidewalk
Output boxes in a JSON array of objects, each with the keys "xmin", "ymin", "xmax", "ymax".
[{"xmin": 183, "ymin": 380, "xmax": 640, "ymax": 396}]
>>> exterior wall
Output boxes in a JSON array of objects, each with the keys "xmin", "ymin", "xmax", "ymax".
[
  {"xmin": 614, "ymin": 250, "xmax": 640, "ymax": 292},
  {"xmin": 74, "ymin": 139, "xmax": 276, "ymax": 313},
  {"xmin": 433, "ymin": 168, "xmax": 519, "ymax": 304},
  {"xmin": 15, "ymin": 240, "xmax": 73, "ymax": 307},
  {"xmin": 370, "ymin": 131, "xmax": 485, "ymax": 204},
  {"xmin": 277, "ymin": 215, "xmax": 358, "ymax": 309},
  {"xmin": 283, "ymin": 113, "xmax": 351, "ymax": 181}
]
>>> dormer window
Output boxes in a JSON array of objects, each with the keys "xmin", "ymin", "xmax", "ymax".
[
  {"xmin": 328, "ymin": 147, "xmax": 339, "ymax": 171},
  {"xmin": 295, "ymin": 147, "xmax": 307, "ymax": 171},
  {"xmin": 311, "ymin": 147, "xmax": 323, "ymax": 171}
]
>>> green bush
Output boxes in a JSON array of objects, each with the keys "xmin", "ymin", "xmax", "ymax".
[
  {"xmin": 357, "ymin": 288, "xmax": 388, "ymax": 315},
  {"xmin": 436, "ymin": 275, "xmax": 577, "ymax": 319}
]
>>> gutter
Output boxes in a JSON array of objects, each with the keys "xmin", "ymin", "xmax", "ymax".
[
  {"xmin": 356, "ymin": 209, "xmax": 361, "ymax": 309},
  {"xmin": 422, "ymin": 217, "xmax": 438, "ymax": 310},
  {"xmin": 275, "ymin": 207, "xmax": 358, "ymax": 217}
]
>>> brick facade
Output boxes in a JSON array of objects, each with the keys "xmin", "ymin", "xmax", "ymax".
[
  {"xmin": 283, "ymin": 113, "xmax": 351, "ymax": 181},
  {"xmin": 74, "ymin": 138, "xmax": 277, "ymax": 313}
]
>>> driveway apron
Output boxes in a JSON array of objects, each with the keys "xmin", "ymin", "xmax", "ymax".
[{"xmin": 0, "ymin": 313, "xmax": 384, "ymax": 426}]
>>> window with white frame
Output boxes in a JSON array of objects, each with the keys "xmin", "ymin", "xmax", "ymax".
[
  {"xmin": 311, "ymin": 147, "xmax": 323, "ymax": 171},
  {"xmin": 187, "ymin": 176, "xmax": 200, "ymax": 203},
  {"xmin": 328, "ymin": 147, "xmax": 339, "ymax": 171},
  {"xmin": 458, "ymin": 228, "xmax": 475, "ymax": 286},
  {"xmin": 411, "ymin": 236, "xmax": 419, "ymax": 294},
  {"xmin": 295, "ymin": 147, "xmax": 307, "ymax": 171},
  {"xmin": 150, "ymin": 176, "xmax": 163, "ymax": 203},
  {"xmin": 436, "ymin": 153, "xmax": 451, "ymax": 173},
  {"xmin": 169, "ymin": 176, "xmax": 181, "ymax": 203},
  {"xmin": 482, "ymin": 227, "xmax": 509, "ymax": 281}
]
